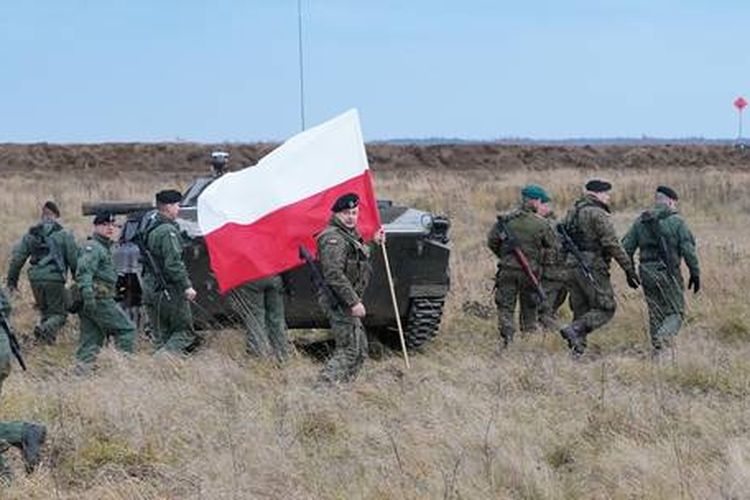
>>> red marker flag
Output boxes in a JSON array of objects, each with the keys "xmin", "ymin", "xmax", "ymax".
[
  {"xmin": 197, "ymin": 109, "xmax": 381, "ymax": 293},
  {"xmin": 734, "ymin": 97, "xmax": 747, "ymax": 110}
]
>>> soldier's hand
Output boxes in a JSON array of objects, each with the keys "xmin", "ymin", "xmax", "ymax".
[
  {"xmin": 184, "ymin": 287, "xmax": 197, "ymax": 301},
  {"xmin": 688, "ymin": 275, "xmax": 700, "ymax": 294},
  {"xmin": 373, "ymin": 227, "xmax": 385, "ymax": 245},
  {"xmin": 350, "ymin": 302, "xmax": 366, "ymax": 318},
  {"xmin": 625, "ymin": 269, "xmax": 641, "ymax": 289}
]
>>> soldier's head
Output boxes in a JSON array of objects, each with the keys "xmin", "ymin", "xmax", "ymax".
[
  {"xmin": 655, "ymin": 185, "xmax": 678, "ymax": 209},
  {"xmin": 41, "ymin": 200, "xmax": 60, "ymax": 222},
  {"xmin": 584, "ymin": 179, "xmax": 612, "ymax": 204},
  {"xmin": 210, "ymin": 151, "xmax": 230, "ymax": 177},
  {"xmin": 521, "ymin": 184, "xmax": 551, "ymax": 216},
  {"xmin": 93, "ymin": 211, "xmax": 117, "ymax": 240},
  {"xmin": 156, "ymin": 189, "xmax": 183, "ymax": 220},
  {"xmin": 332, "ymin": 193, "xmax": 359, "ymax": 229}
]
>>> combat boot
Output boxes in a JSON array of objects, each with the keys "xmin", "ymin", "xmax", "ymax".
[
  {"xmin": 559, "ymin": 323, "xmax": 588, "ymax": 358},
  {"xmin": 20, "ymin": 423, "xmax": 46, "ymax": 473}
]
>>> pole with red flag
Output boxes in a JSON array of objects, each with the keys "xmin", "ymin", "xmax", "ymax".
[{"xmin": 734, "ymin": 96, "xmax": 747, "ymax": 144}]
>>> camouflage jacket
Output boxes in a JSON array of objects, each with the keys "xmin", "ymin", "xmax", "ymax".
[
  {"xmin": 487, "ymin": 202, "xmax": 557, "ymax": 273},
  {"xmin": 316, "ymin": 217, "xmax": 374, "ymax": 308},
  {"xmin": 621, "ymin": 203, "xmax": 700, "ymax": 278},
  {"xmin": 143, "ymin": 213, "xmax": 192, "ymax": 292},
  {"xmin": 561, "ymin": 194, "xmax": 634, "ymax": 273},
  {"xmin": 75, "ymin": 233, "xmax": 118, "ymax": 301},
  {"xmin": 7, "ymin": 220, "xmax": 77, "ymax": 286}
]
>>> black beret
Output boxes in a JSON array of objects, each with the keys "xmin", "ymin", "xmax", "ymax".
[
  {"xmin": 43, "ymin": 200, "xmax": 60, "ymax": 217},
  {"xmin": 155, "ymin": 189, "xmax": 183, "ymax": 204},
  {"xmin": 656, "ymin": 185, "xmax": 678, "ymax": 201},
  {"xmin": 331, "ymin": 193, "xmax": 359, "ymax": 213},
  {"xmin": 93, "ymin": 211, "xmax": 116, "ymax": 225},
  {"xmin": 585, "ymin": 179, "xmax": 612, "ymax": 193}
]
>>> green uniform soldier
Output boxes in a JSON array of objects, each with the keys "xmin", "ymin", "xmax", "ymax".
[
  {"xmin": 74, "ymin": 211, "xmax": 136, "ymax": 371},
  {"xmin": 317, "ymin": 193, "xmax": 384, "ymax": 384},
  {"xmin": 559, "ymin": 180, "xmax": 640, "ymax": 356},
  {"xmin": 229, "ymin": 274, "xmax": 289, "ymax": 362},
  {"xmin": 538, "ymin": 210, "xmax": 569, "ymax": 330},
  {"xmin": 487, "ymin": 185, "xmax": 558, "ymax": 346},
  {"xmin": 6, "ymin": 201, "xmax": 78, "ymax": 344},
  {"xmin": 622, "ymin": 186, "xmax": 700, "ymax": 355},
  {"xmin": 141, "ymin": 190, "xmax": 200, "ymax": 355},
  {"xmin": 0, "ymin": 289, "xmax": 46, "ymax": 484}
]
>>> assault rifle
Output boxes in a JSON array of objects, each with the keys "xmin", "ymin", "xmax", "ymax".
[
  {"xmin": 495, "ymin": 218, "xmax": 547, "ymax": 303},
  {"xmin": 136, "ymin": 212, "xmax": 171, "ymax": 300},
  {"xmin": 0, "ymin": 312, "xmax": 26, "ymax": 371},
  {"xmin": 299, "ymin": 245, "xmax": 342, "ymax": 311},
  {"xmin": 640, "ymin": 212, "xmax": 678, "ymax": 279},
  {"xmin": 556, "ymin": 224, "xmax": 596, "ymax": 287}
]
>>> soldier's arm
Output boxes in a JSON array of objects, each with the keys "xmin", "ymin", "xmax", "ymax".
[
  {"xmin": 159, "ymin": 228, "xmax": 192, "ymax": 290},
  {"xmin": 677, "ymin": 220, "xmax": 700, "ymax": 277},
  {"xmin": 64, "ymin": 232, "xmax": 79, "ymax": 276},
  {"xmin": 486, "ymin": 221, "xmax": 503, "ymax": 257},
  {"xmin": 318, "ymin": 235, "xmax": 360, "ymax": 307},
  {"xmin": 75, "ymin": 245, "xmax": 99, "ymax": 302},
  {"xmin": 594, "ymin": 212, "xmax": 634, "ymax": 273},
  {"xmin": 6, "ymin": 236, "xmax": 32, "ymax": 288},
  {"xmin": 620, "ymin": 221, "xmax": 639, "ymax": 259}
]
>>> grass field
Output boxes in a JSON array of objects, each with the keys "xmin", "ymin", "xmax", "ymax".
[{"xmin": 1, "ymin": 164, "xmax": 749, "ymax": 499}]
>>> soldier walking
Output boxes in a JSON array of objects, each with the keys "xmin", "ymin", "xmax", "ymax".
[
  {"xmin": 74, "ymin": 211, "xmax": 136, "ymax": 373},
  {"xmin": 317, "ymin": 193, "xmax": 384, "ymax": 384},
  {"xmin": 141, "ymin": 190, "xmax": 200, "ymax": 355},
  {"xmin": 6, "ymin": 201, "xmax": 77, "ymax": 344},
  {"xmin": 487, "ymin": 185, "xmax": 557, "ymax": 346},
  {"xmin": 0, "ymin": 289, "xmax": 46, "ymax": 484},
  {"xmin": 622, "ymin": 186, "xmax": 700, "ymax": 356},
  {"xmin": 558, "ymin": 180, "xmax": 640, "ymax": 356},
  {"xmin": 537, "ymin": 209, "xmax": 569, "ymax": 330}
]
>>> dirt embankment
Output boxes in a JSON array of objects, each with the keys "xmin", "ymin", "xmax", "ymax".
[{"xmin": 0, "ymin": 143, "xmax": 749, "ymax": 174}]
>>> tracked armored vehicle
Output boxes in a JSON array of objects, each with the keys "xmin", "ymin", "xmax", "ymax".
[{"xmin": 84, "ymin": 160, "xmax": 451, "ymax": 349}]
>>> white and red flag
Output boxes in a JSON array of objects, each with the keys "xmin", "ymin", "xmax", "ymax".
[{"xmin": 197, "ymin": 109, "xmax": 381, "ymax": 293}]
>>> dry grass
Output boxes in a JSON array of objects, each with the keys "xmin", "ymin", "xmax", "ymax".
[{"xmin": 0, "ymin": 164, "xmax": 749, "ymax": 498}]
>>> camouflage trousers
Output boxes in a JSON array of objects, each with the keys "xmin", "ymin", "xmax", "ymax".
[
  {"xmin": 30, "ymin": 280, "xmax": 67, "ymax": 344},
  {"xmin": 538, "ymin": 274, "xmax": 569, "ymax": 330},
  {"xmin": 146, "ymin": 289, "xmax": 199, "ymax": 354},
  {"xmin": 640, "ymin": 262, "xmax": 685, "ymax": 350},
  {"xmin": 319, "ymin": 300, "xmax": 368, "ymax": 384},
  {"xmin": 76, "ymin": 298, "xmax": 136, "ymax": 366},
  {"xmin": 229, "ymin": 275, "xmax": 289, "ymax": 362},
  {"xmin": 495, "ymin": 268, "xmax": 540, "ymax": 344},
  {"xmin": 566, "ymin": 263, "xmax": 617, "ymax": 344}
]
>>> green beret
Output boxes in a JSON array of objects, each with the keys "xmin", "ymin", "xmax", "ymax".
[
  {"xmin": 656, "ymin": 185, "xmax": 678, "ymax": 200},
  {"xmin": 93, "ymin": 211, "xmax": 116, "ymax": 225},
  {"xmin": 43, "ymin": 200, "xmax": 60, "ymax": 217},
  {"xmin": 521, "ymin": 184, "xmax": 551, "ymax": 203},
  {"xmin": 585, "ymin": 179, "xmax": 612, "ymax": 193},
  {"xmin": 332, "ymin": 193, "xmax": 359, "ymax": 212}
]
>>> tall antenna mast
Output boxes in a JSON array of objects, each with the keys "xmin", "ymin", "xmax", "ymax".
[{"xmin": 297, "ymin": 0, "xmax": 306, "ymax": 131}]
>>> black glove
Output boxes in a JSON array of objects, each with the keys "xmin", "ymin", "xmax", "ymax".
[
  {"xmin": 688, "ymin": 274, "xmax": 700, "ymax": 294},
  {"xmin": 626, "ymin": 269, "xmax": 641, "ymax": 289}
]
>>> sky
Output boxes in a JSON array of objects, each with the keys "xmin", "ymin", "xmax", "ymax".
[{"xmin": 0, "ymin": 0, "xmax": 748, "ymax": 142}]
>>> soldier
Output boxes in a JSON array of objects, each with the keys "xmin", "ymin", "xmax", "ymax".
[
  {"xmin": 558, "ymin": 180, "xmax": 640, "ymax": 356},
  {"xmin": 487, "ymin": 185, "xmax": 558, "ymax": 346},
  {"xmin": 141, "ymin": 190, "xmax": 200, "ymax": 354},
  {"xmin": 210, "ymin": 151, "xmax": 230, "ymax": 177},
  {"xmin": 0, "ymin": 289, "xmax": 46, "ymax": 484},
  {"xmin": 317, "ymin": 193, "xmax": 384, "ymax": 384},
  {"xmin": 622, "ymin": 186, "xmax": 700, "ymax": 355},
  {"xmin": 538, "ymin": 210, "xmax": 569, "ymax": 330},
  {"xmin": 229, "ymin": 275, "xmax": 289, "ymax": 362},
  {"xmin": 74, "ymin": 211, "xmax": 136, "ymax": 372},
  {"xmin": 6, "ymin": 201, "xmax": 78, "ymax": 344}
]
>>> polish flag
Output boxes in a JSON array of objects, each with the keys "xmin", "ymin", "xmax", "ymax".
[{"xmin": 197, "ymin": 109, "xmax": 381, "ymax": 293}]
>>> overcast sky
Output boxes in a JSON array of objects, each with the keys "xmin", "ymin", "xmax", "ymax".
[{"xmin": 1, "ymin": 0, "xmax": 747, "ymax": 142}]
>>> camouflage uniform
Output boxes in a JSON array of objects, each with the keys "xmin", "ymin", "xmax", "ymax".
[
  {"xmin": 0, "ymin": 289, "xmax": 46, "ymax": 483},
  {"xmin": 537, "ymin": 212, "xmax": 569, "ymax": 329},
  {"xmin": 317, "ymin": 217, "xmax": 374, "ymax": 383},
  {"xmin": 560, "ymin": 194, "xmax": 638, "ymax": 353},
  {"xmin": 487, "ymin": 202, "xmax": 557, "ymax": 345},
  {"xmin": 229, "ymin": 274, "xmax": 289, "ymax": 361},
  {"xmin": 6, "ymin": 220, "xmax": 77, "ymax": 343},
  {"xmin": 75, "ymin": 233, "xmax": 136, "ymax": 367},
  {"xmin": 142, "ymin": 213, "xmax": 199, "ymax": 354},
  {"xmin": 622, "ymin": 204, "xmax": 700, "ymax": 350}
]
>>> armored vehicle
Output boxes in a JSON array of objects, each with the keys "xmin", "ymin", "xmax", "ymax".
[{"xmin": 83, "ymin": 161, "xmax": 451, "ymax": 349}]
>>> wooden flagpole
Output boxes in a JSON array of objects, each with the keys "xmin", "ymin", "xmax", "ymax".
[{"xmin": 380, "ymin": 240, "xmax": 411, "ymax": 369}]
